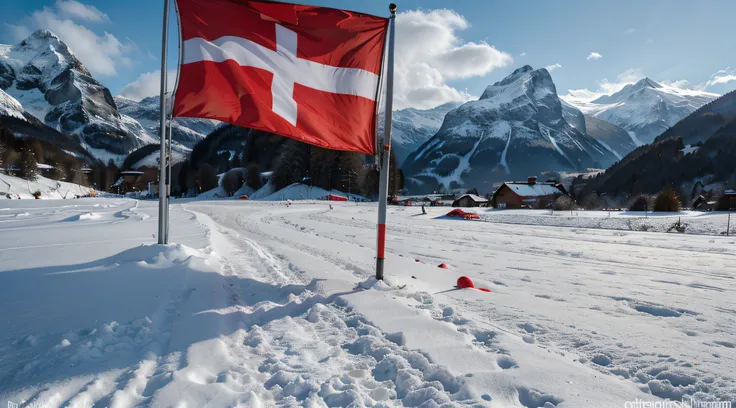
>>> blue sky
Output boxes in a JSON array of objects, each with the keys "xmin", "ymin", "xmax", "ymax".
[{"xmin": 2, "ymin": 0, "xmax": 735, "ymax": 108}]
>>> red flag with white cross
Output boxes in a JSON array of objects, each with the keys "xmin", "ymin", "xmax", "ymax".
[{"xmin": 173, "ymin": 0, "xmax": 389, "ymax": 155}]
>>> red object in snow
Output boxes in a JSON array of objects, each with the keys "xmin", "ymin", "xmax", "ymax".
[
  {"xmin": 457, "ymin": 276, "xmax": 491, "ymax": 292},
  {"xmin": 327, "ymin": 194, "xmax": 348, "ymax": 201},
  {"xmin": 415, "ymin": 259, "xmax": 423, "ymax": 263},
  {"xmin": 446, "ymin": 209, "xmax": 467, "ymax": 217},
  {"xmin": 446, "ymin": 209, "xmax": 479, "ymax": 219},
  {"xmin": 438, "ymin": 263, "xmax": 448, "ymax": 269},
  {"xmin": 457, "ymin": 276, "xmax": 474, "ymax": 288},
  {"xmin": 238, "ymin": 194, "xmax": 249, "ymax": 200},
  {"xmin": 173, "ymin": 0, "xmax": 389, "ymax": 155}
]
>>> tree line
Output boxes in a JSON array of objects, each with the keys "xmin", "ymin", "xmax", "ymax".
[{"xmin": 1, "ymin": 123, "xmax": 118, "ymax": 190}]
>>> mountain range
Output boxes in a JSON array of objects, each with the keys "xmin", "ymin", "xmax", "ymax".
[
  {"xmin": 579, "ymin": 89, "xmax": 736, "ymax": 200},
  {"xmin": 115, "ymin": 95, "xmax": 219, "ymax": 149},
  {"xmin": 2, "ymin": 29, "xmax": 732, "ymax": 198},
  {"xmin": 380, "ymin": 102, "xmax": 461, "ymax": 165},
  {"xmin": 562, "ymin": 78, "xmax": 718, "ymax": 146}
]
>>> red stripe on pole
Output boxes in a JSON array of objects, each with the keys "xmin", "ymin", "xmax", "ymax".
[{"xmin": 377, "ymin": 223, "xmax": 386, "ymax": 259}]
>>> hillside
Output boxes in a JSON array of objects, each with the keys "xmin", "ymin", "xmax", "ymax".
[
  {"xmin": 0, "ymin": 172, "xmax": 93, "ymax": 199},
  {"xmin": 655, "ymin": 89, "xmax": 736, "ymax": 146}
]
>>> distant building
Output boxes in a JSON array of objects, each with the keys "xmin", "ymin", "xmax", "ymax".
[
  {"xmin": 36, "ymin": 163, "xmax": 55, "ymax": 178},
  {"xmin": 452, "ymin": 194, "xmax": 490, "ymax": 207},
  {"xmin": 110, "ymin": 170, "xmax": 154, "ymax": 195},
  {"xmin": 492, "ymin": 176, "xmax": 567, "ymax": 209}
]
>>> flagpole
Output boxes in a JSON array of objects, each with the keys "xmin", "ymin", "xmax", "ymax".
[
  {"xmin": 376, "ymin": 3, "xmax": 397, "ymax": 280},
  {"xmin": 157, "ymin": 0, "xmax": 170, "ymax": 245},
  {"xmin": 164, "ymin": 119, "xmax": 172, "ymax": 242}
]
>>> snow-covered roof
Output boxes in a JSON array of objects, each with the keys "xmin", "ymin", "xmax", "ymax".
[
  {"xmin": 504, "ymin": 182, "xmax": 563, "ymax": 197},
  {"xmin": 120, "ymin": 170, "xmax": 145, "ymax": 175},
  {"xmin": 36, "ymin": 163, "xmax": 54, "ymax": 169},
  {"xmin": 725, "ymin": 189, "xmax": 736, "ymax": 195},
  {"xmin": 456, "ymin": 194, "xmax": 488, "ymax": 202}
]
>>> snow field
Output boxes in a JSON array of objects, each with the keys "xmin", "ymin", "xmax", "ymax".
[{"xmin": 0, "ymin": 199, "xmax": 734, "ymax": 407}]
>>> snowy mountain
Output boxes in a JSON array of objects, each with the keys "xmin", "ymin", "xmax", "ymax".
[
  {"xmin": 0, "ymin": 88, "xmax": 92, "ymax": 158},
  {"xmin": 0, "ymin": 30, "xmax": 153, "ymax": 159},
  {"xmin": 402, "ymin": 66, "xmax": 618, "ymax": 192},
  {"xmin": 560, "ymin": 100, "xmax": 636, "ymax": 160},
  {"xmin": 379, "ymin": 102, "xmax": 461, "ymax": 165},
  {"xmin": 562, "ymin": 78, "xmax": 718, "ymax": 146},
  {"xmin": 115, "ymin": 96, "xmax": 219, "ymax": 149}
]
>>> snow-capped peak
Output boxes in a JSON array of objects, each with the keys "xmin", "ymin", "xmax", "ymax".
[
  {"xmin": 1, "ymin": 30, "xmax": 151, "ymax": 159},
  {"xmin": 0, "ymin": 88, "xmax": 26, "ymax": 120},
  {"xmin": 402, "ymin": 66, "xmax": 617, "ymax": 192},
  {"xmin": 2, "ymin": 29, "xmax": 89, "ymax": 85},
  {"xmin": 562, "ymin": 77, "xmax": 718, "ymax": 146}
]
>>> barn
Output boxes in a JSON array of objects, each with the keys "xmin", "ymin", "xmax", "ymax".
[
  {"xmin": 452, "ymin": 194, "xmax": 490, "ymax": 207},
  {"xmin": 492, "ymin": 177, "xmax": 567, "ymax": 209}
]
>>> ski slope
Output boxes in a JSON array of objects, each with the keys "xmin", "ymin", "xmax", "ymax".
[{"xmin": 0, "ymin": 199, "xmax": 734, "ymax": 407}]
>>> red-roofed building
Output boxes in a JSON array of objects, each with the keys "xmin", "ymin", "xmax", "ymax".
[{"xmin": 491, "ymin": 177, "xmax": 568, "ymax": 209}]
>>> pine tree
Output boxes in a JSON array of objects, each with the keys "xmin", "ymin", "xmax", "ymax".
[
  {"xmin": 246, "ymin": 162, "xmax": 262, "ymax": 189},
  {"xmin": 20, "ymin": 148, "xmax": 38, "ymax": 181},
  {"xmin": 0, "ymin": 139, "xmax": 5, "ymax": 169}
]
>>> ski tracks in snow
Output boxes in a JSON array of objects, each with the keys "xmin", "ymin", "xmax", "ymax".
[{"xmin": 174, "ymin": 207, "xmax": 484, "ymax": 407}]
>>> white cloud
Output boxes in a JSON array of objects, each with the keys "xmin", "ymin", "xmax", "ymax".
[
  {"xmin": 565, "ymin": 67, "xmax": 733, "ymax": 104},
  {"xmin": 519, "ymin": 52, "xmax": 526, "ymax": 57},
  {"xmin": 586, "ymin": 52, "xmax": 602, "ymax": 61},
  {"xmin": 8, "ymin": 2, "xmax": 133, "ymax": 77},
  {"xmin": 393, "ymin": 9, "xmax": 512, "ymax": 109},
  {"xmin": 564, "ymin": 68, "xmax": 645, "ymax": 102},
  {"xmin": 624, "ymin": 28, "xmax": 636, "ymax": 35},
  {"xmin": 56, "ymin": 0, "xmax": 108, "ymax": 22},
  {"xmin": 119, "ymin": 69, "xmax": 178, "ymax": 101},
  {"xmin": 660, "ymin": 79, "xmax": 694, "ymax": 90},
  {"xmin": 545, "ymin": 63, "xmax": 562, "ymax": 72},
  {"xmin": 703, "ymin": 68, "xmax": 736, "ymax": 88}
]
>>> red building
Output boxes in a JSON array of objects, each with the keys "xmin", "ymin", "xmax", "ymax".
[{"xmin": 492, "ymin": 177, "xmax": 567, "ymax": 209}]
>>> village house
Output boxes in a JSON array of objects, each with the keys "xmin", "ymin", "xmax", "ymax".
[
  {"xmin": 492, "ymin": 176, "xmax": 567, "ymax": 209},
  {"xmin": 452, "ymin": 194, "xmax": 490, "ymax": 207},
  {"xmin": 110, "ymin": 169, "xmax": 158, "ymax": 196}
]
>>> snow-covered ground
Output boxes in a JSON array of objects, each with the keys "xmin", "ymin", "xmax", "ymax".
[
  {"xmin": 0, "ymin": 173, "xmax": 93, "ymax": 199},
  {"xmin": 0, "ymin": 199, "xmax": 734, "ymax": 407},
  {"xmin": 480, "ymin": 209, "xmax": 736, "ymax": 236}
]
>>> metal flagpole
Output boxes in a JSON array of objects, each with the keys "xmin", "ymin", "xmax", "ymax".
[
  {"xmin": 376, "ymin": 3, "xmax": 397, "ymax": 280},
  {"xmin": 157, "ymin": 0, "xmax": 170, "ymax": 245},
  {"xmin": 164, "ymin": 119, "xmax": 172, "ymax": 242}
]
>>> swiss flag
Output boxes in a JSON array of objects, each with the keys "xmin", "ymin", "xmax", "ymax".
[{"xmin": 173, "ymin": 0, "xmax": 389, "ymax": 155}]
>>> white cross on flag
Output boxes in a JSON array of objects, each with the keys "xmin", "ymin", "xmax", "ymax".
[{"xmin": 173, "ymin": 0, "xmax": 389, "ymax": 155}]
